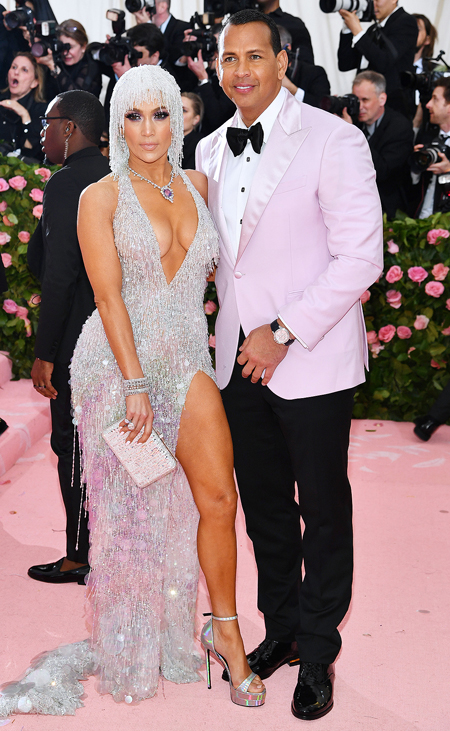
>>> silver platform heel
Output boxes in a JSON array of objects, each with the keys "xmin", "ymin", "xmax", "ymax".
[{"xmin": 200, "ymin": 613, "xmax": 266, "ymax": 707}]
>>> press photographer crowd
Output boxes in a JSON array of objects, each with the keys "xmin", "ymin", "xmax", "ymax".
[{"xmin": 0, "ymin": 0, "xmax": 448, "ymax": 219}]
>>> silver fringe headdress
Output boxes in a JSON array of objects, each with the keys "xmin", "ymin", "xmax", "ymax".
[{"xmin": 109, "ymin": 65, "xmax": 183, "ymax": 179}]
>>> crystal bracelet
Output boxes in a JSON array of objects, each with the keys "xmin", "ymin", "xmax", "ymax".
[{"xmin": 123, "ymin": 376, "xmax": 150, "ymax": 396}]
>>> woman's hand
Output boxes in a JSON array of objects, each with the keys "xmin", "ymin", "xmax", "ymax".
[
  {"xmin": 0, "ymin": 99, "xmax": 31, "ymax": 124},
  {"xmin": 120, "ymin": 393, "xmax": 154, "ymax": 444},
  {"xmin": 36, "ymin": 49, "xmax": 56, "ymax": 72}
]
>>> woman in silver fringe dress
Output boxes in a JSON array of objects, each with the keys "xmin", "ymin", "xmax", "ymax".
[{"xmin": 0, "ymin": 65, "xmax": 265, "ymax": 718}]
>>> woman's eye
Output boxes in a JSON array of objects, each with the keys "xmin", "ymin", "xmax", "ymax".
[
  {"xmin": 154, "ymin": 110, "xmax": 169, "ymax": 120},
  {"xmin": 125, "ymin": 112, "xmax": 141, "ymax": 121}
]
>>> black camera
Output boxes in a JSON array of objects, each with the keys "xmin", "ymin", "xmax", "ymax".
[
  {"xmin": 3, "ymin": 3, "xmax": 35, "ymax": 33},
  {"xmin": 125, "ymin": 0, "xmax": 155, "ymax": 13},
  {"xmin": 319, "ymin": 0, "xmax": 375, "ymax": 23},
  {"xmin": 411, "ymin": 138, "xmax": 449, "ymax": 174},
  {"xmin": 321, "ymin": 93, "xmax": 360, "ymax": 122},
  {"xmin": 181, "ymin": 13, "xmax": 218, "ymax": 62},
  {"xmin": 90, "ymin": 9, "xmax": 142, "ymax": 66},
  {"xmin": 31, "ymin": 21, "xmax": 71, "ymax": 62},
  {"xmin": 401, "ymin": 52, "xmax": 449, "ymax": 106}
]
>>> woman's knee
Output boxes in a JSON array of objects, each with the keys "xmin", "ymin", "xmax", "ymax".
[{"xmin": 197, "ymin": 484, "xmax": 238, "ymax": 523}]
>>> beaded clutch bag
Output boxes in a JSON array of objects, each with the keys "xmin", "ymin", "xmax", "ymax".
[{"xmin": 102, "ymin": 420, "xmax": 177, "ymax": 488}]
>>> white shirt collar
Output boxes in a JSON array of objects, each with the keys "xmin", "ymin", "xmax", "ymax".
[
  {"xmin": 160, "ymin": 15, "xmax": 172, "ymax": 34},
  {"xmin": 379, "ymin": 5, "xmax": 400, "ymax": 28},
  {"xmin": 236, "ymin": 87, "xmax": 286, "ymax": 144}
]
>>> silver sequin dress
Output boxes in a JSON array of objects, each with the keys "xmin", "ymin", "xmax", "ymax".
[{"xmin": 70, "ymin": 170, "xmax": 219, "ymax": 703}]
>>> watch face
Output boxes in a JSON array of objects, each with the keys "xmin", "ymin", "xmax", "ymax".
[{"xmin": 274, "ymin": 327, "xmax": 290, "ymax": 344}]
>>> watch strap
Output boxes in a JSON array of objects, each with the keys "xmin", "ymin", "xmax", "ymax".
[{"xmin": 270, "ymin": 319, "xmax": 295, "ymax": 346}]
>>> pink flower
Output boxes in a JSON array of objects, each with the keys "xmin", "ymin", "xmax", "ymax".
[
  {"xmin": 0, "ymin": 232, "xmax": 11, "ymax": 245},
  {"xmin": 387, "ymin": 239, "xmax": 399, "ymax": 254},
  {"xmin": 408, "ymin": 266, "xmax": 428, "ymax": 283},
  {"xmin": 414, "ymin": 315, "xmax": 429, "ymax": 330},
  {"xmin": 15, "ymin": 305, "xmax": 28, "ymax": 320},
  {"xmin": 378, "ymin": 324, "xmax": 396, "ymax": 342},
  {"xmin": 427, "ymin": 228, "xmax": 450, "ymax": 245},
  {"xmin": 18, "ymin": 231, "xmax": 30, "ymax": 243},
  {"xmin": 3, "ymin": 215, "xmax": 14, "ymax": 227},
  {"xmin": 204, "ymin": 300, "xmax": 217, "ymax": 315},
  {"xmin": 208, "ymin": 334, "xmax": 216, "ymax": 348},
  {"xmin": 0, "ymin": 178, "xmax": 9, "ymax": 192},
  {"xmin": 0, "ymin": 200, "xmax": 7, "ymax": 212},
  {"xmin": 23, "ymin": 317, "xmax": 32, "ymax": 337},
  {"xmin": 29, "ymin": 188, "xmax": 43, "ymax": 202},
  {"xmin": 397, "ymin": 326, "xmax": 412, "ymax": 339},
  {"xmin": 370, "ymin": 341, "xmax": 385, "ymax": 357},
  {"xmin": 432, "ymin": 263, "xmax": 449, "ymax": 281},
  {"xmin": 367, "ymin": 330, "xmax": 378, "ymax": 344},
  {"xmin": 8, "ymin": 175, "xmax": 27, "ymax": 191},
  {"xmin": 2, "ymin": 298, "xmax": 17, "ymax": 314},
  {"xmin": 1, "ymin": 252, "xmax": 12, "ymax": 267},
  {"xmin": 425, "ymin": 281, "xmax": 444, "ymax": 298},
  {"xmin": 446, "ymin": 299, "xmax": 450, "ymax": 311},
  {"xmin": 385, "ymin": 265, "xmax": 403, "ymax": 283},
  {"xmin": 442, "ymin": 326, "xmax": 450, "ymax": 336},
  {"xmin": 28, "ymin": 293, "xmax": 41, "ymax": 307},
  {"xmin": 32, "ymin": 204, "xmax": 43, "ymax": 219},
  {"xmin": 386, "ymin": 289, "xmax": 402, "ymax": 309},
  {"xmin": 360, "ymin": 290, "xmax": 371, "ymax": 304},
  {"xmin": 34, "ymin": 167, "xmax": 51, "ymax": 182},
  {"xmin": 431, "ymin": 359, "xmax": 445, "ymax": 369},
  {"xmin": 408, "ymin": 347, "xmax": 416, "ymax": 355}
]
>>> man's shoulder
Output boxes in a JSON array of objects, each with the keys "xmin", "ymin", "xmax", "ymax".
[
  {"xmin": 382, "ymin": 106, "xmax": 414, "ymax": 132},
  {"xmin": 270, "ymin": 8, "xmax": 306, "ymax": 29},
  {"xmin": 385, "ymin": 6, "xmax": 417, "ymax": 30}
]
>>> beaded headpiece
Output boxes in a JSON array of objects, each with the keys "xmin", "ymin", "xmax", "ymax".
[{"xmin": 109, "ymin": 65, "xmax": 183, "ymax": 179}]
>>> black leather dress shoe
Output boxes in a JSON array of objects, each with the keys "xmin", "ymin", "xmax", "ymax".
[
  {"xmin": 414, "ymin": 416, "xmax": 441, "ymax": 442},
  {"xmin": 28, "ymin": 558, "xmax": 90, "ymax": 585},
  {"xmin": 222, "ymin": 638, "xmax": 300, "ymax": 682},
  {"xmin": 291, "ymin": 662, "xmax": 334, "ymax": 720}
]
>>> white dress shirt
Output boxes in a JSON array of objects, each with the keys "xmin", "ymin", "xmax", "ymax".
[{"xmin": 222, "ymin": 87, "xmax": 286, "ymax": 260}]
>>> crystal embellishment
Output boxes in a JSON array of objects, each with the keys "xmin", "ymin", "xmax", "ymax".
[{"xmin": 161, "ymin": 187, "xmax": 174, "ymax": 203}]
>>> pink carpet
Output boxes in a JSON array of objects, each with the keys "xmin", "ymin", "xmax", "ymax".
[{"xmin": 0, "ymin": 399, "xmax": 448, "ymax": 730}]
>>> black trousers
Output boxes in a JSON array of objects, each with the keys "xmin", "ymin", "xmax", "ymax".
[
  {"xmin": 221, "ymin": 335, "xmax": 355, "ymax": 664},
  {"xmin": 428, "ymin": 380, "xmax": 450, "ymax": 424},
  {"xmin": 50, "ymin": 361, "xmax": 89, "ymax": 564}
]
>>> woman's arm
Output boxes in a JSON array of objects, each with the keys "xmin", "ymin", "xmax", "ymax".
[
  {"xmin": 77, "ymin": 179, "xmax": 153, "ymax": 442},
  {"xmin": 185, "ymin": 169, "xmax": 215, "ymax": 281}
]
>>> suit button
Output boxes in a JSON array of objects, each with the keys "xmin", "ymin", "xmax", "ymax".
[{"xmin": 235, "ymin": 271, "xmax": 243, "ymax": 279}]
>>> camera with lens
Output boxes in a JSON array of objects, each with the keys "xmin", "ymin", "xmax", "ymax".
[
  {"xmin": 3, "ymin": 1, "xmax": 35, "ymax": 34},
  {"xmin": 319, "ymin": 0, "xmax": 375, "ymax": 23},
  {"xmin": 125, "ymin": 0, "xmax": 155, "ymax": 13},
  {"xmin": 411, "ymin": 138, "xmax": 449, "ymax": 174},
  {"xmin": 401, "ymin": 54, "xmax": 448, "ymax": 107},
  {"xmin": 181, "ymin": 12, "xmax": 218, "ymax": 62},
  {"xmin": 31, "ymin": 21, "xmax": 71, "ymax": 62},
  {"xmin": 321, "ymin": 93, "xmax": 360, "ymax": 123},
  {"xmin": 90, "ymin": 9, "xmax": 142, "ymax": 66}
]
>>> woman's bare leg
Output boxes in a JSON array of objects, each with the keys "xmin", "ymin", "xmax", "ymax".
[{"xmin": 176, "ymin": 371, "xmax": 264, "ymax": 693}]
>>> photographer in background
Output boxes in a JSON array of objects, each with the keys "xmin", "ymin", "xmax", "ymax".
[
  {"xmin": 181, "ymin": 91, "xmax": 204, "ymax": 169},
  {"xmin": 277, "ymin": 25, "xmax": 330, "ymax": 108},
  {"xmin": 0, "ymin": 51, "xmax": 46, "ymax": 160},
  {"xmin": 341, "ymin": 70, "xmax": 413, "ymax": 219},
  {"xmin": 410, "ymin": 78, "xmax": 450, "ymax": 218},
  {"xmin": 257, "ymin": 0, "xmax": 314, "ymax": 64},
  {"xmin": 411, "ymin": 14, "xmax": 438, "ymax": 133},
  {"xmin": 36, "ymin": 19, "xmax": 102, "ymax": 99},
  {"xmin": 338, "ymin": 0, "xmax": 417, "ymax": 118}
]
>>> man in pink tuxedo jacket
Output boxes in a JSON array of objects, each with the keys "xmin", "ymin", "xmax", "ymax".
[{"xmin": 196, "ymin": 10, "xmax": 383, "ymax": 720}]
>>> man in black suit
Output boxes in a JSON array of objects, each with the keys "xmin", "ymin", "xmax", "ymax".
[
  {"xmin": 338, "ymin": 0, "xmax": 417, "ymax": 117},
  {"xmin": 257, "ymin": 0, "xmax": 314, "ymax": 65},
  {"xmin": 342, "ymin": 70, "xmax": 414, "ymax": 219},
  {"xmin": 27, "ymin": 90, "xmax": 110, "ymax": 584},
  {"xmin": 277, "ymin": 25, "xmax": 330, "ymax": 108}
]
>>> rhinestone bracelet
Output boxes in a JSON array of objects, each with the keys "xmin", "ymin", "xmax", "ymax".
[{"xmin": 123, "ymin": 376, "xmax": 150, "ymax": 396}]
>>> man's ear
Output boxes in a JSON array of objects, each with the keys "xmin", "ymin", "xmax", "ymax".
[{"xmin": 379, "ymin": 92, "xmax": 387, "ymax": 108}]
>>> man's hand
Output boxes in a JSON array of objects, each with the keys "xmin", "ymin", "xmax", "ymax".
[
  {"xmin": 237, "ymin": 324, "xmax": 290, "ymax": 386},
  {"xmin": 31, "ymin": 358, "xmax": 57, "ymax": 400},
  {"xmin": 428, "ymin": 150, "xmax": 450, "ymax": 175},
  {"xmin": 339, "ymin": 9, "xmax": 363, "ymax": 35},
  {"xmin": 187, "ymin": 49, "xmax": 208, "ymax": 80},
  {"xmin": 112, "ymin": 56, "xmax": 132, "ymax": 78},
  {"xmin": 134, "ymin": 8, "xmax": 151, "ymax": 24},
  {"xmin": 341, "ymin": 106, "xmax": 353, "ymax": 124}
]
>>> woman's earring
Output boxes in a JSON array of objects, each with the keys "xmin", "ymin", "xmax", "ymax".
[{"xmin": 64, "ymin": 132, "xmax": 72, "ymax": 160}]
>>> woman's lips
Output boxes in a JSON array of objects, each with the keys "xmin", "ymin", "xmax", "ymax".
[{"xmin": 140, "ymin": 143, "xmax": 158, "ymax": 150}]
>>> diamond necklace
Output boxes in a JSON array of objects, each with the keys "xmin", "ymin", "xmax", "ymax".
[{"xmin": 128, "ymin": 165, "xmax": 176, "ymax": 203}]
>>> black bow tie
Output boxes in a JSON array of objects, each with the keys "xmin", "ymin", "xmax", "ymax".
[{"xmin": 226, "ymin": 122, "xmax": 264, "ymax": 157}]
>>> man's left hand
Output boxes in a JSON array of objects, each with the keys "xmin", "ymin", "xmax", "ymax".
[
  {"xmin": 428, "ymin": 150, "xmax": 450, "ymax": 175},
  {"xmin": 237, "ymin": 324, "xmax": 290, "ymax": 386},
  {"xmin": 339, "ymin": 9, "xmax": 363, "ymax": 35},
  {"xmin": 31, "ymin": 358, "xmax": 57, "ymax": 399}
]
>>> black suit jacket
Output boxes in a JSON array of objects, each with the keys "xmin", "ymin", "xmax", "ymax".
[
  {"xmin": 196, "ymin": 74, "xmax": 236, "ymax": 135},
  {"xmin": 27, "ymin": 146, "xmax": 110, "ymax": 363},
  {"xmin": 290, "ymin": 61, "xmax": 330, "ymax": 108},
  {"xmin": 338, "ymin": 8, "xmax": 417, "ymax": 113},
  {"xmin": 268, "ymin": 8, "xmax": 314, "ymax": 65},
  {"xmin": 359, "ymin": 106, "xmax": 413, "ymax": 219}
]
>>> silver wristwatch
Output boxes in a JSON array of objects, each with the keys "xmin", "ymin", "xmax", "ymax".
[{"xmin": 270, "ymin": 320, "xmax": 295, "ymax": 346}]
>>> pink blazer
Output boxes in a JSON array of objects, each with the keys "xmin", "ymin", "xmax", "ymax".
[{"xmin": 196, "ymin": 91, "xmax": 384, "ymax": 399}]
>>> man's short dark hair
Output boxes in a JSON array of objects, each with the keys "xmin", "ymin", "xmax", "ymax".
[
  {"xmin": 221, "ymin": 9, "xmax": 282, "ymax": 57},
  {"xmin": 127, "ymin": 23, "xmax": 165, "ymax": 58},
  {"xmin": 56, "ymin": 90, "xmax": 105, "ymax": 145},
  {"xmin": 434, "ymin": 76, "xmax": 450, "ymax": 105}
]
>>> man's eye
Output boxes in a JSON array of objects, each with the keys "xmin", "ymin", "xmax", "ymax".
[
  {"xmin": 250, "ymin": 54, "xmax": 261, "ymax": 60},
  {"xmin": 223, "ymin": 56, "xmax": 236, "ymax": 63}
]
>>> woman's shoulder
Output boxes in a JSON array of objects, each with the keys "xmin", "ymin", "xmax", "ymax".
[
  {"xmin": 80, "ymin": 174, "xmax": 119, "ymax": 215},
  {"xmin": 185, "ymin": 170, "xmax": 207, "ymax": 204}
]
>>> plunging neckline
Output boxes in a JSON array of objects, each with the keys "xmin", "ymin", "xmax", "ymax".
[{"xmin": 126, "ymin": 171, "xmax": 201, "ymax": 287}]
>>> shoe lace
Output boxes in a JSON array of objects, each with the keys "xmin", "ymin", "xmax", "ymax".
[{"xmin": 299, "ymin": 662, "xmax": 325, "ymax": 682}]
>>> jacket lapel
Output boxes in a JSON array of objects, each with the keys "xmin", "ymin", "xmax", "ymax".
[
  {"xmin": 208, "ymin": 113, "xmax": 238, "ymax": 265},
  {"xmin": 237, "ymin": 95, "xmax": 311, "ymax": 263}
]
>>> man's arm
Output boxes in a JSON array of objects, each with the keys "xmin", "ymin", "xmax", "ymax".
[
  {"xmin": 353, "ymin": 15, "xmax": 418, "ymax": 74},
  {"xmin": 338, "ymin": 29, "xmax": 361, "ymax": 72}
]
